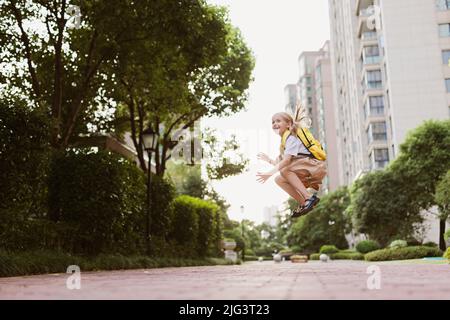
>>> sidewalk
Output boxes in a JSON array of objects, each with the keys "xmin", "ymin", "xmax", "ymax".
[{"xmin": 0, "ymin": 260, "xmax": 449, "ymax": 299}]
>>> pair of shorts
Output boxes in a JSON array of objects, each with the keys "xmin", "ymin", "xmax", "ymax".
[{"xmin": 286, "ymin": 156, "xmax": 327, "ymax": 191}]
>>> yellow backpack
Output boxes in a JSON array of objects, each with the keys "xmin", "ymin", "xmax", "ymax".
[{"xmin": 280, "ymin": 128, "xmax": 327, "ymax": 161}]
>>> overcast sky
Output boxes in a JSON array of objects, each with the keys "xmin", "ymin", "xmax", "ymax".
[{"xmin": 203, "ymin": 0, "xmax": 331, "ymax": 224}]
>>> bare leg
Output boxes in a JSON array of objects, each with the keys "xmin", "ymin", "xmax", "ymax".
[
  {"xmin": 279, "ymin": 167, "xmax": 312, "ymax": 201},
  {"xmin": 275, "ymin": 175, "xmax": 306, "ymax": 205}
]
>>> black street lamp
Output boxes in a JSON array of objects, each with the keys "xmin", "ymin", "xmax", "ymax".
[
  {"xmin": 240, "ymin": 205, "xmax": 245, "ymax": 262},
  {"xmin": 142, "ymin": 127, "xmax": 157, "ymax": 255}
]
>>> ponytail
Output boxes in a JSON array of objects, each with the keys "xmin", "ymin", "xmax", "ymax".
[{"xmin": 293, "ymin": 103, "xmax": 312, "ymax": 129}]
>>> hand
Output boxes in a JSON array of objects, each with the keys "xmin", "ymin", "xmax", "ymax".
[
  {"xmin": 256, "ymin": 172, "xmax": 272, "ymax": 184},
  {"xmin": 257, "ymin": 152, "xmax": 272, "ymax": 164}
]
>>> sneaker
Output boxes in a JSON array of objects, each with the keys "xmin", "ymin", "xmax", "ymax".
[
  {"xmin": 290, "ymin": 204, "xmax": 305, "ymax": 219},
  {"xmin": 292, "ymin": 195, "xmax": 320, "ymax": 218}
]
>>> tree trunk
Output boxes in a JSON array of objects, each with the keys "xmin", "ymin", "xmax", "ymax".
[{"xmin": 439, "ymin": 219, "xmax": 446, "ymax": 251}]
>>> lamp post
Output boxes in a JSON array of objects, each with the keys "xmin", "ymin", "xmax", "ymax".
[
  {"xmin": 240, "ymin": 205, "xmax": 245, "ymax": 262},
  {"xmin": 142, "ymin": 127, "xmax": 157, "ymax": 255}
]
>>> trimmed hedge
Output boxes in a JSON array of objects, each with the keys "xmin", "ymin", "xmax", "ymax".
[
  {"xmin": 319, "ymin": 245, "xmax": 339, "ymax": 254},
  {"xmin": 365, "ymin": 246, "xmax": 443, "ymax": 262},
  {"xmin": 310, "ymin": 252, "xmax": 364, "ymax": 261},
  {"xmin": 0, "ymin": 250, "xmax": 236, "ymax": 278},
  {"xmin": 48, "ymin": 149, "xmax": 150, "ymax": 255},
  {"xmin": 356, "ymin": 240, "xmax": 380, "ymax": 254},
  {"xmin": 170, "ymin": 195, "xmax": 221, "ymax": 258}
]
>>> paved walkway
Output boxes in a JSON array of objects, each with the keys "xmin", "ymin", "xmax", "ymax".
[{"xmin": 0, "ymin": 261, "xmax": 449, "ymax": 299}]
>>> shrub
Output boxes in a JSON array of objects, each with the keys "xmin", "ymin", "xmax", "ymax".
[
  {"xmin": 331, "ymin": 252, "xmax": 364, "ymax": 260},
  {"xmin": 48, "ymin": 149, "xmax": 149, "ymax": 255},
  {"xmin": 171, "ymin": 196, "xmax": 200, "ymax": 257},
  {"xmin": 389, "ymin": 240, "xmax": 408, "ymax": 249},
  {"xmin": 245, "ymin": 249, "xmax": 255, "ymax": 256},
  {"xmin": 0, "ymin": 101, "xmax": 50, "ymax": 250},
  {"xmin": 319, "ymin": 245, "xmax": 339, "ymax": 254},
  {"xmin": 0, "ymin": 250, "xmax": 237, "ymax": 277},
  {"xmin": 365, "ymin": 246, "xmax": 443, "ymax": 261},
  {"xmin": 310, "ymin": 252, "xmax": 364, "ymax": 260},
  {"xmin": 355, "ymin": 240, "xmax": 380, "ymax": 254},
  {"xmin": 444, "ymin": 248, "xmax": 450, "ymax": 260},
  {"xmin": 195, "ymin": 199, "xmax": 220, "ymax": 257},
  {"xmin": 423, "ymin": 242, "xmax": 438, "ymax": 248},
  {"xmin": 444, "ymin": 230, "xmax": 450, "ymax": 241}
]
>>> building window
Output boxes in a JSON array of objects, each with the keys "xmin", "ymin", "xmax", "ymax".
[
  {"xmin": 372, "ymin": 148, "xmax": 389, "ymax": 169},
  {"xmin": 368, "ymin": 122, "xmax": 387, "ymax": 144},
  {"xmin": 308, "ymin": 97, "xmax": 313, "ymax": 105},
  {"xmin": 446, "ymin": 79, "xmax": 450, "ymax": 92},
  {"xmin": 361, "ymin": 31, "xmax": 377, "ymax": 40},
  {"xmin": 363, "ymin": 45, "xmax": 381, "ymax": 64},
  {"xmin": 439, "ymin": 24, "xmax": 450, "ymax": 37},
  {"xmin": 443, "ymin": 50, "xmax": 450, "ymax": 65},
  {"xmin": 366, "ymin": 96, "xmax": 385, "ymax": 116},
  {"xmin": 436, "ymin": 0, "xmax": 450, "ymax": 10},
  {"xmin": 366, "ymin": 70, "xmax": 382, "ymax": 89}
]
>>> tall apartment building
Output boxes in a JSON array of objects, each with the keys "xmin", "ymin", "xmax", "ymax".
[
  {"xmin": 284, "ymin": 84, "xmax": 299, "ymax": 116},
  {"xmin": 328, "ymin": 0, "xmax": 450, "ymax": 241},
  {"xmin": 284, "ymin": 43, "xmax": 342, "ymax": 192},
  {"xmin": 329, "ymin": 0, "xmax": 450, "ymax": 185},
  {"xmin": 297, "ymin": 51, "xmax": 322, "ymax": 136},
  {"xmin": 314, "ymin": 41, "xmax": 341, "ymax": 193}
]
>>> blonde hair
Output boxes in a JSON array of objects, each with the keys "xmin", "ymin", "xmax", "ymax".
[{"xmin": 274, "ymin": 103, "xmax": 311, "ymax": 137}]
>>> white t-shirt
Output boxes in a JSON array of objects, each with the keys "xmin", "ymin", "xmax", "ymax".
[{"xmin": 284, "ymin": 134, "xmax": 311, "ymax": 157}]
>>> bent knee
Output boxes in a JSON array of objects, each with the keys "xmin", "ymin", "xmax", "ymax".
[
  {"xmin": 279, "ymin": 167, "xmax": 290, "ymax": 177},
  {"xmin": 274, "ymin": 175, "xmax": 284, "ymax": 185}
]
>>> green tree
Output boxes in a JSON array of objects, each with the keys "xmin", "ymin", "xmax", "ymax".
[
  {"xmin": 348, "ymin": 169, "xmax": 422, "ymax": 246},
  {"xmin": 435, "ymin": 170, "xmax": 450, "ymax": 248},
  {"xmin": 286, "ymin": 187, "xmax": 350, "ymax": 253},
  {"xmin": 390, "ymin": 120, "xmax": 450, "ymax": 250},
  {"xmin": 0, "ymin": 0, "xmax": 147, "ymax": 149},
  {"xmin": 203, "ymin": 127, "xmax": 249, "ymax": 180},
  {"xmin": 110, "ymin": 4, "xmax": 255, "ymax": 176}
]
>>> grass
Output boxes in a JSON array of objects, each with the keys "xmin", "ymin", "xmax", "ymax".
[{"xmin": 0, "ymin": 250, "xmax": 238, "ymax": 278}]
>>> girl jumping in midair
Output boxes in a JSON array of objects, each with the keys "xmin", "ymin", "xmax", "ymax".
[{"xmin": 256, "ymin": 105, "xmax": 327, "ymax": 218}]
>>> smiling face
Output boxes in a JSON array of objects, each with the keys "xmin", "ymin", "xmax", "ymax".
[{"xmin": 272, "ymin": 113, "xmax": 292, "ymax": 136}]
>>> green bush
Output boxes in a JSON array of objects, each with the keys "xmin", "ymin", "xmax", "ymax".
[
  {"xmin": 0, "ymin": 101, "xmax": 50, "ymax": 250},
  {"xmin": 444, "ymin": 248, "xmax": 450, "ymax": 260},
  {"xmin": 310, "ymin": 252, "xmax": 364, "ymax": 260},
  {"xmin": 310, "ymin": 253, "xmax": 320, "ymax": 260},
  {"xmin": 319, "ymin": 245, "xmax": 339, "ymax": 254},
  {"xmin": 356, "ymin": 240, "xmax": 380, "ymax": 254},
  {"xmin": 365, "ymin": 246, "xmax": 443, "ymax": 261},
  {"xmin": 48, "ymin": 149, "xmax": 149, "ymax": 255},
  {"xmin": 389, "ymin": 240, "xmax": 408, "ymax": 249},
  {"xmin": 444, "ymin": 230, "xmax": 450, "ymax": 241},
  {"xmin": 195, "ymin": 199, "xmax": 220, "ymax": 258},
  {"xmin": 423, "ymin": 242, "xmax": 438, "ymax": 248},
  {"xmin": 245, "ymin": 249, "xmax": 255, "ymax": 256},
  {"xmin": 0, "ymin": 250, "xmax": 237, "ymax": 277},
  {"xmin": 171, "ymin": 196, "xmax": 200, "ymax": 257}
]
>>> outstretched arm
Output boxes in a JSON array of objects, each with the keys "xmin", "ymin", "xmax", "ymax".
[
  {"xmin": 257, "ymin": 153, "xmax": 281, "ymax": 166},
  {"xmin": 256, "ymin": 155, "xmax": 292, "ymax": 183}
]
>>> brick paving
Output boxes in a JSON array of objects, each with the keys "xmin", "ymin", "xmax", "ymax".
[{"xmin": 0, "ymin": 260, "xmax": 449, "ymax": 300}]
